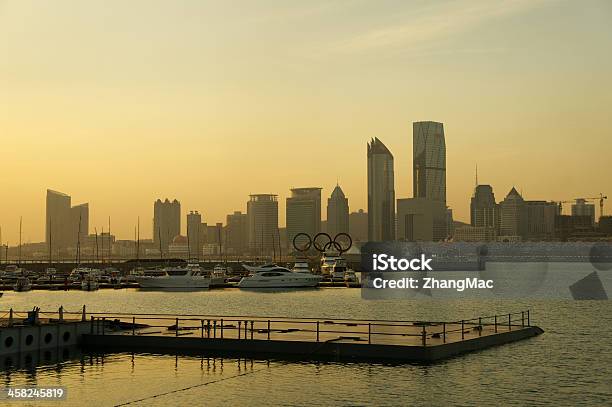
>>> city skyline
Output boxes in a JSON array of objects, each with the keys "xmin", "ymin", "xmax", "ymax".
[{"xmin": 2, "ymin": 0, "xmax": 611, "ymax": 242}]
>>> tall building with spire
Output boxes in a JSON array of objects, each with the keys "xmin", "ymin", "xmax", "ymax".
[
  {"xmin": 413, "ymin": 121, "xmax": 446, "ymax": 203},
  {"xmin": 367, "ymin": 138, "xmax": 395, "ymax": 241},
  {"xmin": 471, "ymin": 185, "xmax": 500, "ymax": 231},
  {"xmin": 326, "ymin": 184, "xmax": 349, "ymax": 238}
]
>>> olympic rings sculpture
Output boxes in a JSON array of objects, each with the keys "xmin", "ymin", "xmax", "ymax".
[{"xmin": 292, "ymin": 232, "xmax": 352, "ymax": 254}]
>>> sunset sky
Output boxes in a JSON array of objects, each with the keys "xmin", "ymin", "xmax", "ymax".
[{"xmin": 1, "ymin": 0, "xmax": 611, "ymax": 243}]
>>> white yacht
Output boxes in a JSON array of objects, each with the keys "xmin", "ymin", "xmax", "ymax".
[
  {"xmin": 13, "ymin": 276, "xmax": 32, "ymax": 292},
  {"xmin": 320, "ymin": 251, "xmax": 343, "ymax": 277},
  {"xmin": 69, "ymin": 267, "xmax": 101, "ymax": 282},
  {"xmin": 135, "ymin": 266, "xmax": 210, "ymax": 289},
  {"xmin": 330, "ymin": 258, "xmax": 350, "ymax": 281},
  {"xmin": 238, "ymin": 266, "xmax": 322, "ymax": 288},
  {"xmin": 241, "ymin": 263, "xmax": 279, "ymax": 273},
  {"xmin": 210, "ymin": 264, "xmax": 229, "ymax": 286},
  {"xmin": 344, "ymin": 269, "xmax": 360, "ymax": 287}
]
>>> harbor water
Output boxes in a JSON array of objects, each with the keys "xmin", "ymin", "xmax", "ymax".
[{"xmin": 1, "ymin": 288, "xmax": 611, "ymax": 406}]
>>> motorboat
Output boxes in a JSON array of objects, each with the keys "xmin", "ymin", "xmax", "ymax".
[
  {"xmin": 81, "ymin": 275, "xmax": 100, "ymax": 291},
  {"xmin": 69, "ymin": 267, "xmax": 101, "ymax": 282},
  {"xmin": 344, "ymin": 269, "xmax": 360, "ymax": 287},
  {"xmin": 2, "ymin": 265, "xmax": 27, "ymax": 279},
  {"xmin": 241, "ymin": 263, "xmax": 279, "ymax": 273},
  {"xmin": 291, "ymin": 259, "xmax": 312, "ymax": 273},
  {"xmin": 319, "ymin": 251, "xmax": 343, "ymax": 276},
  {"xmin": 330, "ymin": 258, "xmax": 349, "ymax": 281},
  {"xmin": 210, "ymin": 264, "xmax": 229, "ymax": 285},
  {"xmin": 134, "ymin": 266, "xmax": 210, "ymax": 289},
  {"xmin": 13, "ymin": 276, "xmax": 32, "ymax": 292},
  {"xmin": 238, "ymin": 266, "xmax": 322, "ymax": 288}
]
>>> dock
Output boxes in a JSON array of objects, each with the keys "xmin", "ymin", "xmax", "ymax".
[{"xmin": 79, "ymin": 310, "xmax": 542, "ymax": 362}]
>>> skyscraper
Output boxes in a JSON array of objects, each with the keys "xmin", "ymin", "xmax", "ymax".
[
  {"xmin": 226, "ymin": 211, "xmax": 249, "ymax": 254},
  {"xmin": 471, "ymin": 185, "xmax": 500, "ymax": 232},
  {"xmin": 286, "ymin": 188, "xmax": 322, "ymax": 247},
  {"xmin": 413, "ymin": 121, "xmax": 446, "ymax": 203},
  {"xmin": 186, "ymin": 211, "xmax": 202, "ymax": 258},
  {"xmin": 153, "ymin": 198, "xmax": 181, "ymax": 250},
  {"xmin": 326, "ymin": 185, "xmax": 349, "ymax": 238},
  {"xmin": 349, "ymin": 209, "xmax": 368, "ymax": 242},
  {"xmin": 46, "ymin": 189, "xmax": 89, "ymax": 250},
  {"xmin": 367, "ymin": 138, "xmax": 395, "ymax": 241},
  {"xmin": 499, "ymin": 187, "xmax": 527, "ymax": 239},
  {"xmin": 247, "ymin": 194, "xmax": 278, "ymax": 254},
  {"xmin": 572, "ymin": 199, "xmax": 596, "ymax": 226}
]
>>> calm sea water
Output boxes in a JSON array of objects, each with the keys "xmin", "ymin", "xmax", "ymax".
[{"xmin": 1, "ymin": 288, "xmax": 611, "ymax": 406}]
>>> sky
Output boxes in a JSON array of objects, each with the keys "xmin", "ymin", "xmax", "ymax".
[{"xmin": 1, "ymin": 0, "xmax": 611, "ymax": 243}]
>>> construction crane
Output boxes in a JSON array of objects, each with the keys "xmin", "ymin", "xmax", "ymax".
[
  {"xmin": 580, "ymin": 193, "xmax": 608, "ymax": 220},
  {"xmin": 553, "ymin": 200, "xmax": 573, "ymax": 214}
]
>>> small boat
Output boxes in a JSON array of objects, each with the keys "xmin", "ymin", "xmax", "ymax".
[
  {"xmin": 2, "ymin": 265, "xmax": 27, "ymax": 279},
  {"xmin": 344, "ymin": 269, "xmax": 360, "ymax": 287},
  {"xmin": 319, "ymin": 251, "xmax": 343, "ymax": 277},
  {"xmin": 329, "ymin": 258, "xmax": 349, "ymax": 281},
  {"xmin": 210, "ymin": 264, "xmax": 229, "ymax": 286},
  {"xmin": 238, "ymin": 266, "xmax": 322, "ymax": 289},
  {"xmin": 291, "ymin": 259, "xmax": 312, "ymax": 273},
  {"xmin": 81, "ymin": 275, "xmax": 100, "ymax": 291},
  {"xmin": 134, "ymin": 266, "xmax": 210, "ymax": 289},
  {"xmin": 13, "ymin": 276, "xmax": 32, "ymax": 292}
]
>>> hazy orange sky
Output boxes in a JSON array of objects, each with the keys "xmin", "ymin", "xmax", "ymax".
[{"xmin": 1, "ymin": 0, "xmax": 611, "ymax": 243}]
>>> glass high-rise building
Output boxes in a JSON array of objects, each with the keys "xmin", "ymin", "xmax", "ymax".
[
  {"xmin": 413, "ymin": 121, "xmax": 446, "ymax": 203},
  {"xmin": 326, "ymin": 185, "xmax": 349, "ymax": 238},
  {"xmin": 367, "ymin": 138, "xmax": 395, "ymax": 241},
  {"xmin": 247, "ymin": 194, "xmax": 279, "ymax": 254},
  {"xmin": 286, "ymin": 188, "xmax": 322, "ymax": 248}
]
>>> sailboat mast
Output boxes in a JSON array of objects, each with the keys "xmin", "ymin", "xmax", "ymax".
[
  {"xmin": 18, "ymin": 216, "xmax": 22, "ymax": 265},
  {"xmin": 95, "ymin": 227, "xmax": 99, "ymax": 264}
]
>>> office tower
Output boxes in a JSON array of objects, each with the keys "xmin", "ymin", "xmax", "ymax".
[
  {"xmin": 471, "ymin": 185, "xmax": 500, "ymax": 232},
  {"xmin": 247, "ymin": 194, "xmax": 279, "ymax": 254},
  {"xmin": 226, "ymin": 211, "xmax": 249, "ymax": 254},
  {"xmin": 367, "ymin": 138, "xmax": 395, "ymax": 241},
  {"xmin": 186, "ymin": 211, "xmax": 202, "ymax": 258},
  {"xmin": 499, "ymin": 187, "xmax": 527, "ymax": 239},
  {"xmin": 349, "ymin": 209, "xmax": 368, "ymax": 242},
  {"xmin": 525, "ymin": 201, "xmax": 559, "ymax": 240},
  {"xmin": 153, "ymin": 198, "xmax": 181, "ymax": 250},
  {"xmin": 396, "ymin": 198, "xmax": 447, "ymax": 241},
  {"xmin": 326, "ymin": 185, "xmax": 349, "ymax": 238},
  {"xmin": 286, "ymin": 188, "xmax": 322, "ymax": 247},
  {"xmin": 413, "ymin": 121, "xmax": 446, "ymax": 203},
  {"xmin": 572, "ymin": 199, "xmax": 596, "ymax": 226},
  {"xmin": 46, "ymin": 189, "xmax": 89, "ymax": 250}
]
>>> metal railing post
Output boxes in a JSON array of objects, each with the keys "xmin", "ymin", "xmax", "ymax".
[
  {"xmin": 221, "ymin": 319, "xmax": 224, "ymax": 338},
  {"xmin": 527, "ymin": 310, "xmax": 530, "ymax": 327},
  {"xmin": 461, "ymin": 320, "xmax": 464, "ymax": 340},
  {"xmin": 201, "ymin": 320, "xmax": 204, "ymax": 338},
  {"xmin": 267, "ymin": 320, "xmax": 270, "ymax": 340},
  {"xmin": 368, "ymin": 323, "xmax": 371, "ymax": 345},
  {"xmin": 495, "ymin": 315, "xmax": 498, "ymax": 333},
  {"xmin": 213, "ymin": 320, "xmax": 217, "ymax": 338},
  {"xmin": 443, "ymin": 322, "xmax": 446, "ymax": 343},
  {"xmin": 250, "ymin": 321, "xmax": 254, "ymax": 340},
  {"xmin": 244, "ymin": 320, "xmax": 248, "ymax": 338},
  {"xmin": 521, "ymin": 311, "xmax": 524, "ymax": 327},
  {"xmin": 176, "ymin": 318, "xmax": 179, "ymax": 337},
  {"xmin": 421, "ymin": 325, "xmax": 426, "ymax": 346},
  {"xmin": 508, "ymin": 314, "xmax": 511, "ymax": 331},
  {"xmin": 316, "ymin": 321, "xmax": 319, "ymax": 342},
  {"xmin": 238, "ymin": 321, "xmax": 242, "ymax": 339},
  {"xmin": 102, "ymin": 317, "xmax": 106, "ymax": 336},
  {"xmin": 132, "ymin": 317, "xmax": 136, "ymax": 335},
  {"xmin": 207, "ymin": 320, "xmax": 211, "ymax": 338},
  {"xmin": 478, "ymin": 317, "xmax": 482, "ymax": 336}
]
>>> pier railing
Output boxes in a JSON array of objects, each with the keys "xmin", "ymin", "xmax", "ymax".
[{"xmin": 2, "ymin": 308, "xmax": 532, "ymax": 347}]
